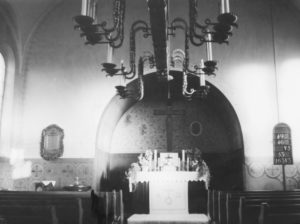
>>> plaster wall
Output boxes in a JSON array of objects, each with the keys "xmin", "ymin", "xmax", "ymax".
[{"xmin": 2, "ymin": 0, "xmax": 300, "ymax": 190}]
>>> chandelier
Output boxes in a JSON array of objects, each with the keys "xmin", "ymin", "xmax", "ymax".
[{"xmin": 73, "ymin": 0, "xmax": 237, "ymax": 100}]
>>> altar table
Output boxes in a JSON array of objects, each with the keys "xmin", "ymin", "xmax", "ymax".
[
  {"xmin": 129, "ymin": 171, "xmax": 207, "ymax": 215},
  {"xmin": 127, "ymin": 214, "xmax": 210, "ymax": 224}
]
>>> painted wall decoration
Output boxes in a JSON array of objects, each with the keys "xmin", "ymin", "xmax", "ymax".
[
  {"xmin": 244, "ymin": 157, "xmax": 300, "ymax": 190},
  {"xmin": 0, "ymin": 158, "xmax": 93, "ymax": 191}
]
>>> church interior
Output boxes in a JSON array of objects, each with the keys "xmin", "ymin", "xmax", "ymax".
[{"xmin": 1, "ymin": 0, "xmax": 300, "ymax": 223}]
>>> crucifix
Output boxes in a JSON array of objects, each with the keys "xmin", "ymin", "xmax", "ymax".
[{"xmin": 154, "ymin": 101, "xmax": 185, "ymax": 152}]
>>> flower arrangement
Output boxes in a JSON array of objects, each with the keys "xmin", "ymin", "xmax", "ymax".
[
  {"xmin": 137, "ymin": 150, "xmax": 153, "ymax": 168},
  {"xmin": 187, "ymin": 147, "xmax": 211, "ymax": 188}
]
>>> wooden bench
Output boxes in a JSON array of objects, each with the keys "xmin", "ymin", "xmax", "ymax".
[
  {"xmin": 0, "ymin": 191, "xmax": 96, "ymax": 224},
  {"xmin": 259, "ymin": 202, "xmax": 300, "ymax": 224},
  {"xmin": 208, "ymin": 190, "xmax": 300, "ymax": 224},
  {"xmin": 229, "ymin": 192, "xmax": 300, "ymax": 224},
  {"xmin": 91, "ymin": 189, "xmax": 124, "ymax": 224}
]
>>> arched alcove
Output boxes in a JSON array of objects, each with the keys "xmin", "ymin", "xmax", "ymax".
[{"xmin": 95, "ymin": 70, "xmax": 244, "ymax": 191}]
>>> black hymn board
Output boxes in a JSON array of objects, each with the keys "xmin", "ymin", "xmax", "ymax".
[{"xmin": 273, "ymin": 123, "xmax": 293, "ymax": 165}]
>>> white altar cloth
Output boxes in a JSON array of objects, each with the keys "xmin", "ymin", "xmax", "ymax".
[
  {"xmin": 127, "ymin": 214, "xmax": 210, "ymax": 224},
  {"xmin": 129, "ymin": 171, "xmax": 208, "ymax": 192},
  {"xmin": 134, "ymin": 171, "xmax": 207, "ymax": 182},
  {"xmin": 129, "ymin": 171, "xmax": 207, "ymax": 214}
]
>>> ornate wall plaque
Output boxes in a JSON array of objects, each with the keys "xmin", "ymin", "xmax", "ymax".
[
  {"xmin": 273, "ymin": 123, "xmax": 293, "ymax": 165},
  {"xmin": 40, "ymin": 124, "xmax": 64, "ymax": 161}
]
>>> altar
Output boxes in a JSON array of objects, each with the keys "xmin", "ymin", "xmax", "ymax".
[
  {"xmin": 133, "ymin": 171, "xmax": 207, "ymax": 214},
  {"xmin": 126, "ymin": 150, "xmax": 210, "ymax": 224}
]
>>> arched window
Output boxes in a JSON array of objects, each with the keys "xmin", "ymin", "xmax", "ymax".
[
  {"xmin": 0, "ymin": 52, "xmax": 6, "ymax": 120},
  {"xmin": 0, "ymin": 46, "xmax": 16, "ymax": 157}
]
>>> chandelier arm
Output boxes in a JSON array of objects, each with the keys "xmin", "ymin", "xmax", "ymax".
[
  {"xmin": 171, "ymin": 18, "xmax": 188, "ymax": 33},
  {"xmin": 124, "ymin": 20, "xmax": 150, "ymax": 78},
  {"xmin": 136, "ymin": 57, "xmax": 145, "ymax": 101},
  {"xmin": 182, "ymin": 72, "xmax": 195, "ymax": 97},
  {"xmin": 189, "ymin": 0, "xmax": 207, "ymax": 31},
  {"xmin": 188, "ymin": 0, "xmax": 208, "ymax": 47},
  {"xmin": 99, "ymin": 0, "xmax": 125, "ymax": 34},
  {"xmin": 102, "ymin": 0, "xmax": 126, "ymax": 48}
]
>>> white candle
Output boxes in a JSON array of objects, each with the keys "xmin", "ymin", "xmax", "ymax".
[
  {"xmin": 107, "ymin": 43, "xmax": 113, "ymax": 63},
  {"xmin": 182, "ymin": 150, "xmax": 185, "ymax": 162},
  {"xmin": 225, "ymin": 0, "xmax": 230, "ymax": 13},
  {"xmin": 91, "ymin": 0, "xmax": 96, "ymax": 20},
  {"xmin": 81, "ymin": 0, "xmax": 87, "ymax": 15},
  {"xmin": 187, "ymin": 157, "xmax": 190, "ymax": 171},
  {"xmin": 154, "ymin": 150, "xmax": 157, "ymax": 171},
  {"xmin": 206, "ymin": 33, "xmax": 213, "ymax": 61},
  {"xmin": 220, "ymin": 0, "xmax": 225, "ymax": 14},
  {"xmin": 113, "ymin": 190, "xmax": 117, "ymax": 218},
  {"xmin": 200, "ymin": 59, "xmax": 205, "ymax": 86},
  {"xmin": 200, "ymin": 74, "xmax": 206, "ymax": 86}
]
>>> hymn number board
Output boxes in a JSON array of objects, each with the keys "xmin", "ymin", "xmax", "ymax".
[{"xmin": 273, "ymin": 123, "xmax": 293, "ymax": 165}]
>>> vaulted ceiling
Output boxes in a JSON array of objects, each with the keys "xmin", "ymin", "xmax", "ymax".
[{"xmin": 6, "ymin": 0, "xmax": 300, "ymax": 50}]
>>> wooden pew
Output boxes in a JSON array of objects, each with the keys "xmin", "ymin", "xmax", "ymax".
[
  {"xmin": 258, "ymin": 202, "xmax": 300, "ymax": 224},
  {"xmin": 228, "ymin": 192, "xmax": 300, "ymax": 224},
  {"xmin": 0, "ymin": 191, "xmax": 96, "ymax": 224},
  {"xmin": 91, "ymin": 189, "xmax": 124, "ymax": 224},
  {"xmin": 0, "ymin": 205, "xmax": 56, "ymax": 224}
]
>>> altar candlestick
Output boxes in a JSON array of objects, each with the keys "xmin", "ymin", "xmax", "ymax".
[
  {"xmin": 120, "ymin": 190, "xmax": 124, "ymax": 222},
  {"xmin": 200, "ymin": 59, "xmax": 206, "ymax": 86},
  {"xmin": 113, "ymin": 190, "xmax": 117, "ymax": 218},
  {"xmin": 154, "ymin": 150, "xmax": 157, "ymax": 171},
  {"xmin": 187, "ymin": 157, "xmax": 190, "ymax": 171}
]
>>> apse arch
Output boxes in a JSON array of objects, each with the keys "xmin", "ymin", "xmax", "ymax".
[{"xmin": 94, "ymin": 71, "xmax": 244, "ymax": 191}]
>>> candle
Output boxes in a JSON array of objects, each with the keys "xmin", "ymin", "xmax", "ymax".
[
  {"xmin": 113, "ymin": 190, "xmax": 117, "ymax": 219},
  {"xmin": 225, "ymin": 0, "xmax": 230, "ymax": 13},
  {"xmin": 200, "ymin": 59, "xmax": 205, "ymax": 86},
  {"xmin": 220, "ymin": 0, "xmax": 225, "ymax": 14},
  {"xmin": 200, "ymin": 74, "xmax": 206, "ymax": 86},
  {"xmin": 187, "ymin": 157, "xmax": 190, "ymax": 171},
  {"xmin": 206, "ymin": 33, "xmax": 213, "ymax": 61},
  {"xmin": 107, "ymin": 42, "xmax": 113, "ymax": 63},
  {"xmin": 154, "ymin": 150, "xmax": 157, "ymax": 171},
  {"xmin": 81, "ymin": 0, "xmax": 87, "ymax": 15},
  {"xmin": 182, "ymin": 150, "xmax": 185, "ymax": 162},
  {"xmin": 91, "ymin": 0, "xmax": 96, "ymax": 20}
]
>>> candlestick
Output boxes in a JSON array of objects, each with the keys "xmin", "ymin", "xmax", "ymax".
[
  {"xmin": 200, "ymin": 59, "xmax": 205, "ymax": 86},
  {"xmin": 113, "ymin": 190, "xmax": 117, "ymax": 218},
  {"xmin": 154, "ymin": 150, "xmax": 157, "ymax": 171},
  {"xmin": 206, "ymin": 33, "xmax": 213, "ymax": 61},
  {"xmin": 187, "ymin": 157, "xmax": 190, "ymax": 171},
  {"xmin": 182, "ymin": 150, "xmax": 185, "ymax": 162}
]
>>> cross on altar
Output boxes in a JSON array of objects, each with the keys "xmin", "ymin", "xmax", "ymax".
[{"xmin": 154, "ymin": 105, "xmax": 185, "ymax": 152}]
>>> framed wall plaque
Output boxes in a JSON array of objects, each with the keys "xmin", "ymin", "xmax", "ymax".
[
  {"xmin": 40, "ymin": 124, "xmax": 64, "ymax": 161},
  {"xmin": 273, "ymin": 123, "xmax": 293, "ymax": 165}
]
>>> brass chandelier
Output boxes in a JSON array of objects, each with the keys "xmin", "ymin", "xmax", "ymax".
[{"xmin": 74, "ymin": 0, "xmax": 237, "ymax": 100}]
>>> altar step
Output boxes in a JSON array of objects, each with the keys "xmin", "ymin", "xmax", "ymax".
[{"xmin": 127, "ymin": 214, "xmax": 210, "ymax": 224}]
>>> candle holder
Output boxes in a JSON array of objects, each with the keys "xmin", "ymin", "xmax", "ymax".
[
  {"xmin": 203, "ymin": 60, "xmax": 217, "ymax": 76},
  {"xmin": 217, "ymin": 13, "xmax": 238, "ymax": 26},
  {"xmin": 115, "ymin": 85, "xmax": 129, "ymax": 99}
]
